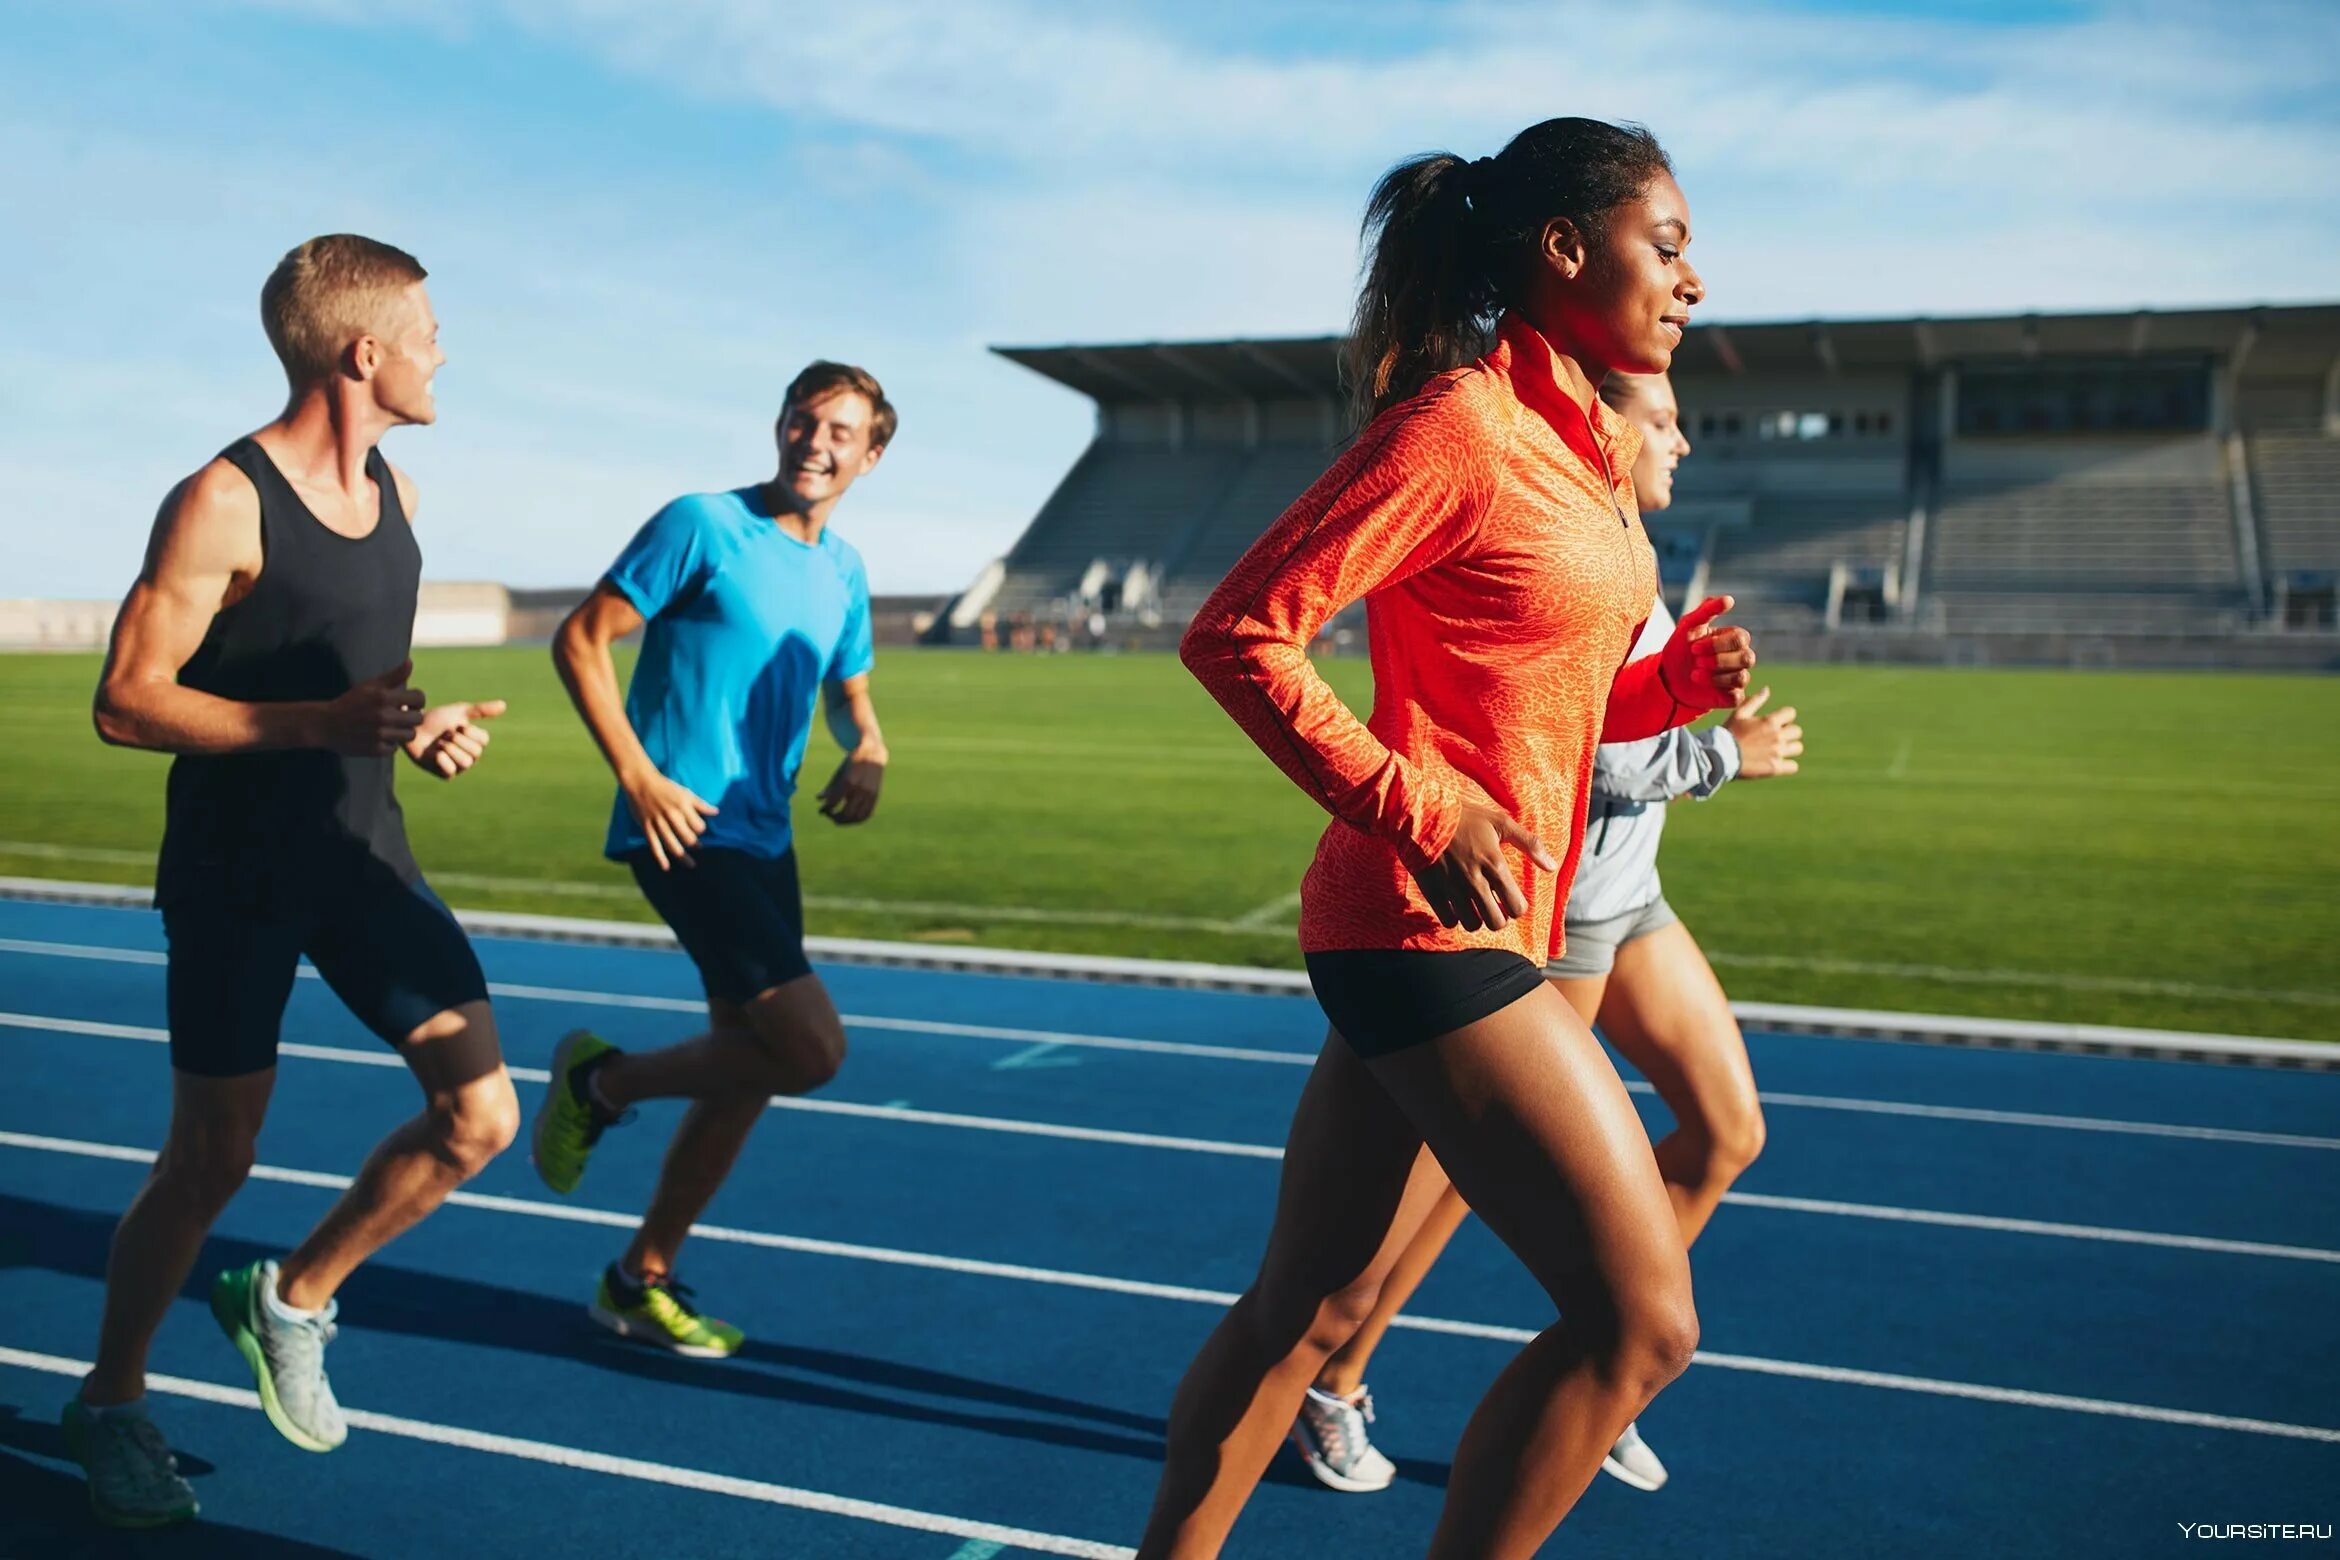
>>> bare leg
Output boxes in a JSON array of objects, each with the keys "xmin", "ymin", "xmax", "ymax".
[
  {"xmin": 1140, "ymin": 984, "xmax": 1694, "ymax": 1559},
  {"xmin": 1594, "ymin": 920, "xmax": 1765, "ymax": 1245},
  {"xmin": 1314, "ymin": 1182, "xmax": 1468, "ymax": 1398},
  {"xmin": 1371, "ymin": 984, "xmax": 1697, "ymax": 1560},
  {"xmin": 82, "ymin": 1071, "xmax": 275, "ymax": 1405},
  {"xmin": 1139, "ymin": 1031, "xmax": 1454, "ymax": 1558},
  {"xmin": 1313, "ymin": 969, "xmax": 1612, "ymax": 1398},
  {"xmin": 598, "ymin": 976, "xmax": 847, "ymax": 1279},
  {"xmin": 274, "ymin": 1001, "xmax": 518, "ymax": 1309}
]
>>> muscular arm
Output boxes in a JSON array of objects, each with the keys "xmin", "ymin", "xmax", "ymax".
[
  {"xmin": 93, "ymin": 462, "xmax": 349, "ymax": 754},
  {"xmin": 551, "ymin": 581, "xmax": 656, "ymax": 785}
]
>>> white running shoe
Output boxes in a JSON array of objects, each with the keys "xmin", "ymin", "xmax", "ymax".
[
  {"xmin": 1601, "ymin": 1419, "xmax": 1668, "ymax": 1491},
  {"xmin": 1289, "ymin": 1384, "xmax": 1397, "ymax": 1493}
]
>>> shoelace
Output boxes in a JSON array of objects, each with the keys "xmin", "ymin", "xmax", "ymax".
[
  {"xmin": 122, "ymin": 1415, "xmax": 180, "ymax": 1476},
  {"xmin": 651, "ymin": 1276, "xmax": 705, "ymax": 1318}
]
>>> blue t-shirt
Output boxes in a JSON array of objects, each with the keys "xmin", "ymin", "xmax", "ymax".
[{"xmin": 601, "ymin": 487, "xmax": 874, "ymax": 861}]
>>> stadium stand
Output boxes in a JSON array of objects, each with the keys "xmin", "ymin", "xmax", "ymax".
[{"xmin": 980, "ymin": 305, "xmax": 2340, "ymax": 666}]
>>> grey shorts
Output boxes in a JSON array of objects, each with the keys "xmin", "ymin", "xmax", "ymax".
[{"xmin": 1547, "ymin": 896, "xmax": 1679, "ymax": 981}]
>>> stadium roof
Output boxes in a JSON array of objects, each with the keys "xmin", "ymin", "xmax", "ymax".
[{"xmin": 994, "ymin": 302, "xmax": 2340, "ymax": 405}]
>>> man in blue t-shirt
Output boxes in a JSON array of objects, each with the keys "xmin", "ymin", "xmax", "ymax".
[{"xmin": 536, "ymin": 360, "xmax": 895, "ymax": 1353}]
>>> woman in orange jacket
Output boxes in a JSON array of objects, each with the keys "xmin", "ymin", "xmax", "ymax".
[{"xmin": 1140, "ymin": 117, "xmax": 1754, "ymax": 1558}]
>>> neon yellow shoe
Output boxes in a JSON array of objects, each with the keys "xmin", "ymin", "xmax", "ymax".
[
  {"xmin": 589, "ymin": 1265, "xmax": 743, "ymax": 1358},
  {"xmin": 531, "ymin": 1030, "xmax": 624, "ymax": 1195}
]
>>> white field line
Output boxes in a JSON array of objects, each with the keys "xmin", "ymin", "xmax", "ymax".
[
  {"xmin": 1228, "ymin": 889, "xmax": 1304, "ymax": 931},
  {"xmin": 3, "ymin": 1020, "xmax": 2335, "ymax": 1261},
  {"xmin": 10, "ymin": 847, "xmax": 2334, "ymax": 1009},
  {"xmin": 3, "ymin": 948, "xmax": 2337, "ymax": 1145},
  {"xmin": 0, "ymin": 1344, "xmax": 1133, "ymax": 1559},
  {"xmin": 3, "ymin": 1130, "xmax": 2337, "ymax": 1447}
]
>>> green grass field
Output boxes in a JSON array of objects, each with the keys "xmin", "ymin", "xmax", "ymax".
[{"xmin": 3, "ymin": 648, "xmax": 2334, "ymax": 1043}]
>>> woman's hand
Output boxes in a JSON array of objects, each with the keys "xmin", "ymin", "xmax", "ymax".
[
  {"xmin": 1659, "ymin": 596, "xmax": 1756, "ymax": 710},
  {"xmin": 1410, "ymin": 805, "xmax": 1558, "ymax": 932}
]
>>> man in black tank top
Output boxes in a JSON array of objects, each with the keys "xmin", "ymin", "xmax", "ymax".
[{"xmin": 64, "ymin": 236, "xmax": 517, "ymax": 1529}]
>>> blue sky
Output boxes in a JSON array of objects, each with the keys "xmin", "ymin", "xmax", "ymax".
[{"xmin": 4, "ymin": 0, "xmax": 2336, "ymax": 597}]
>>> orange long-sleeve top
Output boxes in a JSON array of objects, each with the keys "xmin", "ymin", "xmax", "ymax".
[{"xmin": 1180, "ymin": 313, "xmax": 1699, "ymax": 964}]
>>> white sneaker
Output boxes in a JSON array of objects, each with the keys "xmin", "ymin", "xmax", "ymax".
[
  {"xmin": 1289, "ymin": 1384, "xmax": 1397, "ymax": 1493},
  {"xmin": 1601, "ymin": 1419, "xmax": 1668, "ymax": 1491}
]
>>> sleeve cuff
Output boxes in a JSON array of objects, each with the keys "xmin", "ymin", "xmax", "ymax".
[{"xmin": 1704, "ymin": 725, "xmax": 1742, "ymax": 787}]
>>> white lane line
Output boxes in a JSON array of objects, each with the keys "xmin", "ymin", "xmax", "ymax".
[
  {"xmin": 1721, "ymin": 1192, "xmax": 2340, "ymax": 1264},
  {"xmin": 0, "ymin": 844, "xmax": 1278, "ymax": 939},
  {"xmin": 8, "ymin": 1014, "xmax": 2340, "ymax": 1270},
  {"xmin": 6, "ymin": 963, "xmax": 2333, "ymax": 1152},
  {"xmin": 1749, "ymin": 1090, "xmax": 2340, "ymax": 1152},
  {"xmin": 1702, "ymin": 949, "xmax": 2340, "ymax": 1009},
  {"xmin": 0, "ymin": 1345, "xmax": 1134, "ymax": 1559},
  {"xmin": 0, "ymin": 939, "xmax": 1317, "ymax": 1064},
  {"xmin": 11, "ymin": 855, "xmax": 2338, "ymax": 1002},
  {"xmin": 4, "ymin": 1130, "xmax": 2336, "ymax": 1447}
]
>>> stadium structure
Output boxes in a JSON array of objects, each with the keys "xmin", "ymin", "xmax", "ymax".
[{"xmin": 942, "ymin": 303, "xmax": 2340, "ymax": 668}]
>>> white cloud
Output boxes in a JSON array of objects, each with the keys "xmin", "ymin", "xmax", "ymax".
[{"xmin": 4, "ymin": 0, "xmax": 2336, "ymax": 599}]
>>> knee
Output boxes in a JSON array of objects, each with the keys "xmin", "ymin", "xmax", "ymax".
[
  {"xmin": 159, "ymin": 1129, "xmax": 258, "ymax": 1210},
  {"xmin": 747, "ymin": 1017, "xmax": 846, "ymax": 1095},
  {"xmin": 1707, "ymin": 1098, "xmax": 1766, "ymax": 1179},
  {"xmin": 1255, "ymin": 1273, "xmax": 1384, "ymax": 1358},
  {"xmin": 433, "ymin": 1074, "xmax": 521, "ymax": 1177},
  {"xmin": 1609, "ymin": 1288, "xmax": 1701, "ymax": 1399}
]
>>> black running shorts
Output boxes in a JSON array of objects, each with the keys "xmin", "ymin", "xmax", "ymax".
[
  {"xmin": 1304, "ymin": 948, "xmax": 1548, "ymax": 1057},
  {"xmin": 626, "ymin": 846, "xmax": 814, "ymax": 1006},
  {"xmin": 164, "ymin": 860, "xmax": 488, "ymax": 1077}
]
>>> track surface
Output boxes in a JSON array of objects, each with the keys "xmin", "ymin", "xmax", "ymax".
[{"xmin": 1, "ymin": 898, "xmax": 2334, "ymax": 1557}]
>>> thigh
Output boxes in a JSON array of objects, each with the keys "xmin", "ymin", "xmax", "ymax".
[
  {"xmin": 163, "ymin": 900, "xmax": 304, "ymax": 1078},
  {"xmin": 305, "ymin": 864, "xmax": 493, "ymax": 1053},
  {"xmin": 1368, "ymin": 983, "xmax": 1688, "ymax": 1322},
  {"xmin": 1598, "ymin": 918, "xmax": 1755, "ymax": 1131},
  {"xmin": 1254, "ymin": 1029, "xmax": 1454, "ymax": 1307},
  {"xmin": 630, "ymin": 848, "xmax": 813, "ymax": 1006}
]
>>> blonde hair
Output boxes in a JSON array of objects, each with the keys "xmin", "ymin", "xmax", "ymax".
[
  {"xmin": 260, "ymin": 235, "xmax": 428, "ymax": 388},
  {"xmin": 1598, "ymin": 369, "xmax": 1669, "ymax": 415}
]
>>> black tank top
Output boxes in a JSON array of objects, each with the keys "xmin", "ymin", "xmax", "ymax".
[{"xmin": 155, "ymin": 438, "xmax": 423, "ymax": 909}]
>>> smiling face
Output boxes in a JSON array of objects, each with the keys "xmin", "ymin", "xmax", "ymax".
[
  {"xmin": 365, "ymin": 282, "xmax": 444, "ymax": 426},
  {"xmin": 1527, "ymin": 171, "xmax": 1705, "ymax": 381},
  {"xmin": 776, "ymin": 387, "xmax": 885, "ymax": 512},
  {"xmin": 1606, "ymin": 371, "xmax": 1692, "ymax": 511}
]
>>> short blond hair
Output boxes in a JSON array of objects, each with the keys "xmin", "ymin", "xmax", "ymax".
[{"xmin": 260, "ymin": 235, "xmax": 428, "ymax": 388}]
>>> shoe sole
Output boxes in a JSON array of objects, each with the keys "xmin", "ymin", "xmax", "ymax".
[
  {"xmin": 1600, "ymin": 1451, "xmax": 1667, "ymax": 1492},
  {"xmin": 531, "ymin": 1031, "xmax": 600, "ymax": 1195},
  {"xmin": 588, "ymin": 1299, "xmax": 739, "ymax": 1359},
  {"xmin": 210, "ymin": 1268, "xmax": 343, "ymax": 1454},
  {"xmin": 64, "ymin": 1412, "xmax": 199, "ymax": 1528},
  {"xmin": 1289, "ymin": 1432, "xmax": 1394, "ymax": 1494}
]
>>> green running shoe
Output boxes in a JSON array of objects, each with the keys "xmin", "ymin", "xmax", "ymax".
[
  {"xmin": 62, "ymin": 1398, "xmax": 199, "ymax": 1528},
  {"xmin": 532, "ymin": 1029, "xmax": 624, "ymax": 1194},
  {"xmin": 590, "ymin": 1265, "xmax": 743, "ymax": 1358},
  {"xmin": 211, "ymin": 1259, "xmax": 346, "ymax": 1453}
]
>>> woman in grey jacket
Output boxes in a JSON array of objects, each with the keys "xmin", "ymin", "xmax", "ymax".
[{"xmin": 1285, "ymin": 371, "xmax": 1805, "ymax": 1497}]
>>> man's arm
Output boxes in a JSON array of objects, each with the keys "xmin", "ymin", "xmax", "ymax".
[
  {"xmin": 94, "ymin": 461, "xmax": 422, "ymax": 756},
  {"xmin": 817, "ymin": 673, "xmax": 886, "ymax": 825},
  {"xmin": 551, "ymin": 580, "xmax": 717, "ymax": 869}
]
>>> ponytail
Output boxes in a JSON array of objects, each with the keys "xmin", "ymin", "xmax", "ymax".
[{"xmin": 1345, "ymin": 118, "xmax": 1673, "ymax": 427}]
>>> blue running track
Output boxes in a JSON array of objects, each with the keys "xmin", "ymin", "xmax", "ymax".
[{"xmin": 0, "ymin": 895, "xmax": 2334, "ymax": 1557}]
